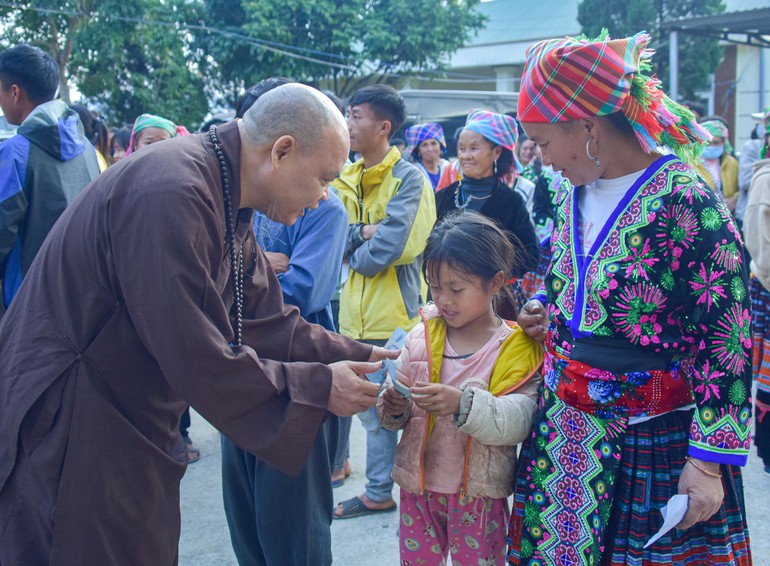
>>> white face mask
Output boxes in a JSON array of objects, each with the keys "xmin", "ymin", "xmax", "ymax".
[
  {"xmin": 756, "ymin": 123, "xmax": 765, "ymax": 140},
  {"xmin": 702, "ymin": 145, "xmax": 724, "ymax": 160}
]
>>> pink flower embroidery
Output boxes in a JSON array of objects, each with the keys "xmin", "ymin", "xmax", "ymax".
[
  {"xmin": 692, "ymin": 359, "xmax": 724, "ymax": 402},
  {"xmin": 689, "ymin": 262, "xmax": 727, "ymax": 312},
  {"xmin": 623, "ymin": 238, "xmax": 659, "ymax": 281}
]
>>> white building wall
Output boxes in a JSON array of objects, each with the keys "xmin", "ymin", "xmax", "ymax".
[{"xmin": 734, "ymin": 45, "xmax": 770, "ymax": 152}]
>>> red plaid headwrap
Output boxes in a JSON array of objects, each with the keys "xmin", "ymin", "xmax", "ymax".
[{"xmin": 517, "ymin": 30, "xmax": 709, "ymax": 164}]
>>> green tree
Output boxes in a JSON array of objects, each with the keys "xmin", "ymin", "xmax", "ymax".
[
  {"xmin": 191, "ymin": 0, "xmax": 486, "ymax": 104},
  {"xmin": 0, "ymin": 1, "xmax": 208, "ymax": 127},
  {"xmin": 577, "ymin": 0, "xmax": 725, "ymax": 101}
]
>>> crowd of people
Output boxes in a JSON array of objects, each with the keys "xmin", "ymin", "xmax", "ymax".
[{"xmin": 0, "ymin": 26, "xmax": 765, "ymax": 565}]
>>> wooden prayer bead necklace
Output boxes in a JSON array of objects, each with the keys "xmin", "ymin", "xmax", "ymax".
[{"xmin": 209, "ymin": 125, "xmax": 244, "ymax": 346}]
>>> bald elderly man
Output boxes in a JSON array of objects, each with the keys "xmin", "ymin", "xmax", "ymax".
[{"xmin": 0, "ymin": 84, "xmax": 390, "ymax": 565}]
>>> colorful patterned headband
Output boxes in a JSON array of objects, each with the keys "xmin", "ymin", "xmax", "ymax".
[
  {"xmin": 517, "ymin": 30, "xmax": 710, "ymax": 164},
  {"xmin": 700, "ymin": 119, "xmax": 732, "ymax": 154},
  {"xmin": 405, "ymin": 122, "xmax": 446, "ymax": 152},
  {"xmin": 127, "ymin": 113, "xmax": 190, "ymax": 155},
  {"xmin": 463, "ymin": 109, "xmax": 519, "ymax": 150}
]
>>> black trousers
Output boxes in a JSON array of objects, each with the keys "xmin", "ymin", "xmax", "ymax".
[{"xmin": 221, "ymin": 416, "xmax": 339, "ymax": 566}]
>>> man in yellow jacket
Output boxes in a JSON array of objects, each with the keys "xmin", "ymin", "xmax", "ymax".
[{"xmin": 333, "ymin": 85, "xmax": 436, "ymax": 518}]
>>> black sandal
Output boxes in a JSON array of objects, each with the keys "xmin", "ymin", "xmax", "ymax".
[{"xmin": 333, "ymin": 496, "xmax": 396, "ymax": 520}]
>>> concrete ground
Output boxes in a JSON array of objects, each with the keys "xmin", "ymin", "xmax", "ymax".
[
  {"xmin": 179, "ymin": 409, "xmax": 770, "ymax": 565},
  {"xmin": 178, "ymin": 410, "xmax": 400, "ymax": 565}
]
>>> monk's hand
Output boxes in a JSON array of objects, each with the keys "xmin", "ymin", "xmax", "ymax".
[
  {"xmin": 369, "ymin": 346, "xmax": 401, "ymax": 362},
  {"xmin": 327, "ymin": 360, "xmax": 382, "ymax": 416},
  {"xmin": 360, "ymin": 224, "xmax": 378, "ymax": 241},
  {"xmin": 410, "ymin": 383, "xmax": 462, "ymax": 417},
  {"xmin": 382, "ymin": 382, "xmax": 410, "ymax": 416},
  {"xmin": 675, "ymin": 458, "xmax": 724, "ymax": 530},
  {"xmin": 518, "ymin": 300, "xmax": 548, "ymax": 344},
  {"xmin": 265, "ymin": 252, "xmax": 290, "ymax": 274}
]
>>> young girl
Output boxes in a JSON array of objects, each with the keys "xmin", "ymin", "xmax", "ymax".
[{"xmin": 379, "ymin": 212, "xmax": 543, "ymax": 565}]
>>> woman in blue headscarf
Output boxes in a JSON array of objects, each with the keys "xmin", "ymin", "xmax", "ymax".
[{"xmin": 434, "ymin": 109, "xmax": 540, "ymax": 316}]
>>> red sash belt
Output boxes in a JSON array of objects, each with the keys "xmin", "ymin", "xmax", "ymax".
[{"xmin": 545, "ymin": 343, "xmax": 694, "ymax": 419}]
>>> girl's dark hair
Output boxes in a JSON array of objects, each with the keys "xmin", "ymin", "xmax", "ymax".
[
  {"xmin": 235, "ymin": 77, "xmax": 293, "ymax": 119},
  {"xmin": 109, "ymin": 127, "xmax": 131, "ymax": 156},
  {"xmin": 70, "ymin": 104, "xmax": 109, "ymax": 158},
  {"xmin": 423, "ymin": 211, "xmax": 518, "ymax": 306}
]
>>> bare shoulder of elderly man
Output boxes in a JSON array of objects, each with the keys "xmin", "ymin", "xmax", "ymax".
[{"xmin": 0, "ymin": 84, "xmax": 391, "ymax": 565}]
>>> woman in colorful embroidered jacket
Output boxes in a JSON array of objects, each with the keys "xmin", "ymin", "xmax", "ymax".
[
  {"xmin": 406, "ymin": 122, "xmax": 451, "ymax": 191},
  {"xmin": 507, "ymin": 31, "xmax": 753, "ymax": 565}
]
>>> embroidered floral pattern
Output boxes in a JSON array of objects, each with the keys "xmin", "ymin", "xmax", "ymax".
[{"xmin": 544, "ymin": 156, "xmax": 752, "ymax": 465}]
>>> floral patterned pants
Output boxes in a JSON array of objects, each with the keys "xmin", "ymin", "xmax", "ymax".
[{"xmin": 399, "ymin": 489, "xmax": 509, "ymax": 566}]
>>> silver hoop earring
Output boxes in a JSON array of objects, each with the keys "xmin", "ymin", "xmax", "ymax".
[
  {"xmin": 586, "ymin": 138, "xmax": 600, "ymax": 168},
  {"xmin": 493, "ymin": 159, "xmax": 498, "ymax": 175}
]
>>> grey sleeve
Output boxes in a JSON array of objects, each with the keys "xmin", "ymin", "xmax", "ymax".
[
  {"xmin": 739, "ymin": 141, "xmax": 759, "ymax": 193},
  {"xmin": 348, "ymin": 166, "xmax": 427, "ymax": 277},
  {"xmin": 344, "ymin": 222, "xmax": 366, "ymax": 257}
]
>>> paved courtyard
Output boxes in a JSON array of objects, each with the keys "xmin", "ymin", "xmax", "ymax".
[{"xmin": 179, "ymin": 409, "xmax": 770, "ymax": 565}]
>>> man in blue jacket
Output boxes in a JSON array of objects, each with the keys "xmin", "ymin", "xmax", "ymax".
[
  {"xmin": 0, "ymin": 45, "xmax": 100, "ymax": 316},
  {"xmin": 220, "ymin": 78, "xmax": 350, "ymax": 566}
]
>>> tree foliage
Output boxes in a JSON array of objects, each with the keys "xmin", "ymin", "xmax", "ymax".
[
  {"xmin": 0, "ymin": 0, "xmax": 484, "ymax": 123},
  {"xmin": 0, "ymin": 1, "xmax": 208, "ymax": 127},
  {"xmin": 577, "ymin": 0, "xmax": 725, "ymax": 101},
  {"xmin": 191, "ymin": 0, "xmax": 486, "ymax": 104}
]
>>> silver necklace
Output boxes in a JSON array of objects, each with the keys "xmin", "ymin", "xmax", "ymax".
[{"xmin": 454, "ymin": 180, "xmax": 494, "ymax": 211}]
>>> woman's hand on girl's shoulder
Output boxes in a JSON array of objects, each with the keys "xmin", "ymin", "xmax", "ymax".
[
  {"xmin": 410, "ymin": 383, "xmax": 462, "ymax": 417},
  {"xmin": 518, "ymin": 300, "xmax": 548, "ymax": 343},
  {"xmin": 382, "ymin": 384, "xmax": 410, "ymax": 416}
]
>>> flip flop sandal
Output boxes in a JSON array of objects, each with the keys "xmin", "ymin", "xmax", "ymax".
[
  {"xmin": 333, "ymin": 496, "xmax": 396, "ymax": 520},
  {"xmin": 183, "ymin": 437, "xmax": 200, "ymax": 464},
  {"xmin": 331, "ymin": 470, "xmax": 351, "ymax": 488}
]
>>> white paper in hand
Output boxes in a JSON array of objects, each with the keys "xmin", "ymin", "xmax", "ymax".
[
  {"xmin": 643, "ymin": 494, "xmax": 689, "ymax": 549},
  {"xmin": 365, "ymin": 328, "xmax": 407, "ymax": 385}
]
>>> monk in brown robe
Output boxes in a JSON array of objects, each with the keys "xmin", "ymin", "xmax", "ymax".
[{"xmin": 0, "ymin": 84, "xmax": 391, "ymax": 565}]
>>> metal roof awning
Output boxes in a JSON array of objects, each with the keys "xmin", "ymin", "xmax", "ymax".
[
  {"xmin": 661, "ymin": 8, "xmax": 770, "ymax": 47},
  {"xmin": 399, "ymin": 89, "xmax": 518, "ymax": 121}
]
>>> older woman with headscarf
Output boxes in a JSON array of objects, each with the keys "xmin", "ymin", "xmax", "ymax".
[
  {"xmin": 406, "ymin": 122, "xmax": 450, "ymax": 190},
  {"xmin": 434, "ymin": 110, "xmax": 540, "ymax": 317},
  {"xmin": 126, "ymin": 113, "xmax": 190, "ymax": 155},
  {"xmin": 508, "ymin": 31, "xmax": 752, "ymax": 565},
  {"xmin": 694, "ymin": 116, "xmax": 739, "ymax": 213}
]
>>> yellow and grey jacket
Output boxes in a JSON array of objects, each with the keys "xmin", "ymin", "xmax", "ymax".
[{"xmin": 333, "ymin": 146, "xmax": 436, "ymax": 340}]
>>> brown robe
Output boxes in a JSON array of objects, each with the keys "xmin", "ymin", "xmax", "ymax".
[{"xmin": 0, "ymin": 121, "xmax": 371, "ymax": 565}]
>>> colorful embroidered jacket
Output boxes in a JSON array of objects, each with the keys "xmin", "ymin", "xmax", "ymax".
[
  {"xmin": 525, "ymin": 164, "xmax": 572, "ymax": 244},
  {"xmin": 538, "ymin": 154, "xmax": 752, "ymax": 466}
]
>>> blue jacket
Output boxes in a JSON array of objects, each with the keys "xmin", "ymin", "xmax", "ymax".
[
  {"xmin": 253, "ymin": 192, "xmax": 347, "ymax": 331},
  {"xmin": 0, "ymin": 101, "xmax": 100, "ymax": 310}
]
